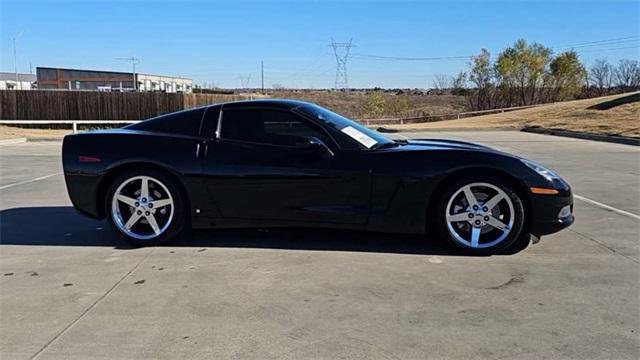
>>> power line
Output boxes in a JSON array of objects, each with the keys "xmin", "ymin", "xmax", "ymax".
[
  {"xmin": 551, "ymin": 35, "xmax": 639, "ymax": 49},
  {"xmin": 572, "ymin": 45, "xmax": 640, "ymax": 54},
  {"xmin": 350, "ymin": 35, "xmax": 639, "ymax": 63},
  {"xmin": 351, "ymin": 54, "xmax": 470, "ymax": 61},
  {"xmin": 554, "ymin": 39, "xmax": 639, "ymax": 52},
  {"xmin": 280, "ymin": 52, "xmax": 331, "ymax": 81},
  {"xmin": 184, "ymin": 35, "xmax": 637, "ymax": 88}
]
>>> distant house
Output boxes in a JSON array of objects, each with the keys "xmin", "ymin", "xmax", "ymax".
[
  {"xmin": 0, "ymin": 72, "xmax": 36, "ymax": 90},
  {"xmin": 36, "ymin": 67, "xmax": 193, "ymax": 93}
]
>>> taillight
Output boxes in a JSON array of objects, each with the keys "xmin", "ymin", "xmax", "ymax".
[{"xmin": 78, "ymin": 156, "xmax": 101, "ymax": 163}]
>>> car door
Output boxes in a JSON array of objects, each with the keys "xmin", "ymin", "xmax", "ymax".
[{"xmin": 200, "ymin": 106, "xmax": 371, "ymax": 225}]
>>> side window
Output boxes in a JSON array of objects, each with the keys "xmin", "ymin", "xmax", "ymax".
[
  {"xmin": 221, "ymin": 109, "xmax": 329, "ymax": 146},
  {"xmin": 127, "ymin": 107, "xmax": 205, "ymax": 137},
  {"xmin": 200, "ymin": 105, "xmax": 221, "ymax": 138}
]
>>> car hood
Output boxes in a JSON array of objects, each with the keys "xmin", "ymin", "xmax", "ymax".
[{"xmin": 384, "ymin": 138, "xmax": 497, "ymax": 152}]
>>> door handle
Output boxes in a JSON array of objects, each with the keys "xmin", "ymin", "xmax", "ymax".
[{"xmin": 196, "ymin": 142, "xmax": 209, "ymax": 158}]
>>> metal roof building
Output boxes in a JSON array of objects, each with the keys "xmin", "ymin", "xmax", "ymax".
[
  {"xmin": 0, "ymin": 72, "xmax": 37, "ymax": 90},
  {"xmin": 36, "ymin": 67, "xmax": 192, "ymax": 93}
]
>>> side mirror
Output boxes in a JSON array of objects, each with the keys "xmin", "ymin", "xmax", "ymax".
[{"xmin": 296, "ymin": 136, "xmax": 334, "ymax": 159}]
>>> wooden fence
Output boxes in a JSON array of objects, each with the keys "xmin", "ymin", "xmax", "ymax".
[{"xmin": 0, "ymin": 90, "xmax": 253, "ymax": 121}]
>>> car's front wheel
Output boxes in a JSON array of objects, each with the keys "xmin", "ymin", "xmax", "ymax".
[
  {"xmin": 434, "ymin": 175, "xmax": 528, "ymax": 255},
  {"xmin": 106, "ymin": 169, "xmax": 187, "ymax": 246}
]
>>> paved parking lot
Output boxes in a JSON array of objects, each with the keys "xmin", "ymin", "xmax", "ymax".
[{"xmin": 1, "ymin": 130, "xmax": 639, "ymax": 359}]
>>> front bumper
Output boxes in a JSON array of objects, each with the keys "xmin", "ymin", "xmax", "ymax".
[
  {"xmin": 528, "ymin": 188, "xmax": 575, "ymax": 236},
  {"xmin": 531, "ymin": 213, "xmax": 575, "ymax": 236}
]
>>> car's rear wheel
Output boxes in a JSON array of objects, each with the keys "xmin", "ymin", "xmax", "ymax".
[
  {"xmin": 434, "ymin": 175, "xmax": 528, "ymax": 255},
  {"xmin": 106, "ymin": 169, "xmax": 186, "ymax": 246}
]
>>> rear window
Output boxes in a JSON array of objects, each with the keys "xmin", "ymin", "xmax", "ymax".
[{"xmin": 127, "ymin": 107, "xmax": 206, "ymax": 137}]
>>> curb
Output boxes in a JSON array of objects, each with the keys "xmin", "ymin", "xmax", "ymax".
[
  {"xmin": 374, "ymin": 126, "xmax": 518, "ymax": 133},
  {"xmin": 27, "ymin": 137, "xmax": 65, "ymax": 142},
  {"xmin": 0, "ymin": 137, "xmax": 27, "ymax": 146},
  {"xmin": 521, "ymin": 127, "xmax": 639, "ymax": 146}
]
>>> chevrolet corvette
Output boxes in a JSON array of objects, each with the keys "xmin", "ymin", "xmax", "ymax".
[{"xmin": 62, "ymin": 99, "xmax": 574, "ymax": 254}]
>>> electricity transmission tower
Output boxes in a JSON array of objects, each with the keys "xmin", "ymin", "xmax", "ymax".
[
  {"xmin": 330, "ymin": 38, "xmax": 354, "ymax": 90},
  {"xmin": 238, "ymin": 75, "xmax": 252, "ymax": 90}
]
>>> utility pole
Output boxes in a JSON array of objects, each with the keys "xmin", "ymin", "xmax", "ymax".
[
  {"xmin": 115, "ymin": 57, "xmax": 140, "ymax": 91},
  {"xmin": 261, "ymin": 60, "xmax": 264, "ymax": 94},
  {"xmin": 330, "ymin": 38, "xmax": 354, "ymax": 90},
  {"xmin": 13, "ymin": 31, "xmax": 24, "ymax": 90}
]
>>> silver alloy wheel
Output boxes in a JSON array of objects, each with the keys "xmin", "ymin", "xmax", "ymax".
[
  {"xmin": 111, "ymin": 175, "xmax": 174, "ymax": 240},
  {"xmin": 445, "ymin": 182, "xmax": 515, "ymax": 249}
]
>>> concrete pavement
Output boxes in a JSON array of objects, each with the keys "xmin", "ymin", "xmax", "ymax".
[{"xmin": 1, "ymin": 131, "xmax": 638, "ymax": 359}]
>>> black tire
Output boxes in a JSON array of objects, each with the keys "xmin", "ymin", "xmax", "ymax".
[
  {"xmin": 432, "ymin": 174, "xmax": 529, "ymax": 255},
  {"xmin": 105, "ymin": 169, "xmax": 188, "ymax": 247}
]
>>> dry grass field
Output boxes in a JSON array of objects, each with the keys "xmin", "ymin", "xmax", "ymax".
[
  {"xmin": 395, "ymin": 92, "xmax": 640, "ymax": 138},
  {"xmin": 272, "ymin": 90, "xmax": 467, "ymax": 119},
  {"xmin": 0, "ymin": 126, "xmax": 70, "ymax": 140}
]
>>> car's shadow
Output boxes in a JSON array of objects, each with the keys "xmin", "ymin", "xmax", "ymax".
[{"xmin": 0, "ymin": 206, "xmax": 471, "ymax": 256}]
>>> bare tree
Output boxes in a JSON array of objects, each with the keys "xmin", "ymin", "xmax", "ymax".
[
  {"xmin": 589, "ymin": 58, "xmax": 613, "ymax": 95},
  {"xmin": 614, "ymin": 59, "xmax": 640, "ymax": 88},
  {"xmin": 468, "ymin": 49, "xmax": 497, "ymax": 110},
  {"xmin": 451, "ymin": 71, "xmax": 467, "ymax": 95},
  {"xmin": 432, "ymin": 73, "xmax": 451, "ymax": 91}
]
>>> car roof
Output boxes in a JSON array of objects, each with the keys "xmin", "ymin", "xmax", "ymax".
[{"xmin": 215, "ymin": 98, "xmax": 314, "ymax": 110}]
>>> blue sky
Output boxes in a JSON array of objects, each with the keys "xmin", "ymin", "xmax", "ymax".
[{"xmin": 1, "ymin": 0, "xmax": 638, "ymax": 88}]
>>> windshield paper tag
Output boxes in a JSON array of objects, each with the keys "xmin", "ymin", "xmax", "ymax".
[{"xmin": 341, "ymin": 126, "xmax": 378, "ymax": 148}]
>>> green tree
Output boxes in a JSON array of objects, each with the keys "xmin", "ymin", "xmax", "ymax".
[
  {"xmin": 547, "ymin": 50, "xmax": 587, "ymax": 101},
  {"xmin": 464, "ymin": 39, "xmax": 588, "ymax": 110},
  {"xmin": 363, "ymin": 91, "xmax": 387, "ymax": 118},
  {"xmin": 388, "ymin": 95, "xmax": 409, "ymax": 116},
  {"xmin": 494, "ymin": 39, "xmax": 552, "ymax": 106}
]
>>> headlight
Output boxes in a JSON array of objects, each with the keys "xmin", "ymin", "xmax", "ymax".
[
  {"xmin": 521, "ymin": 159, "xmax": 560, "ymax": 181},
  {"xmin": 558, "ymin": 205, "xmax": 572, "ymax": 218}
]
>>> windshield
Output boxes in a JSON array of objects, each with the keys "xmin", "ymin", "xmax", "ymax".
[{"xmin": 296, "ymin": 104, "xmax": 394, "ymax": 149}]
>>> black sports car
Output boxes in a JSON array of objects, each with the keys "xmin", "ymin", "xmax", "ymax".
[{"xmin": 62, "ymin": 99, "xmax": 574, "ymax": 254}]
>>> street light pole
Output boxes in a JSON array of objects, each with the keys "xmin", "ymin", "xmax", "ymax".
[
  {"xmin": 133, "ymin": 60, "xmax": 137, "ymax": 91},
  {"xmin": 13, "ymin": 31, "xmax": 24, "ymax": 90},
  {"xmin": 115, "ymin": 57, "xmax": 140, "ymax": 91}
]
